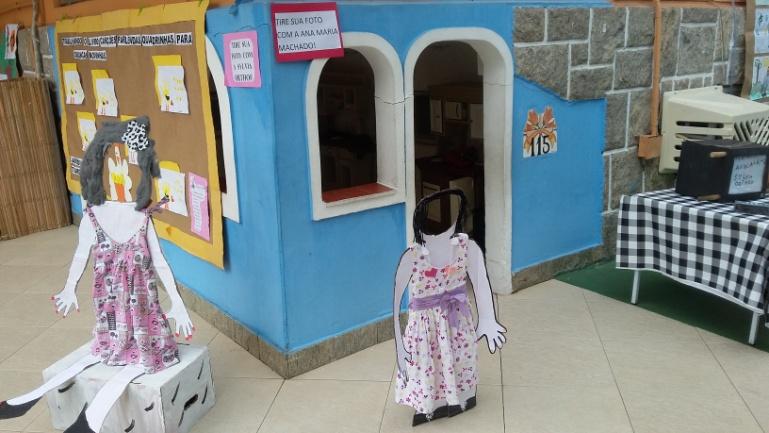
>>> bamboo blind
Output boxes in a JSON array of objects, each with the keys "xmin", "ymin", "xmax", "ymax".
[{"xmin": 0, "ymin": 78, "xmax": 71, "ymax": 240}]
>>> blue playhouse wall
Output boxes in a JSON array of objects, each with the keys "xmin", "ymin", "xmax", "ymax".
[{"xmin": 56, "ymin": 1, "xmax": 606, "ymax": 353}]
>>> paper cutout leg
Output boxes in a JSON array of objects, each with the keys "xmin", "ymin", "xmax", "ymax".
[
  {"xmin": 63, "ymin": 365, "xmax": 145, "ymax": 433},
  {"xmin": 0, "ymin": 354, "xmax": 100, "ymax": 419}
]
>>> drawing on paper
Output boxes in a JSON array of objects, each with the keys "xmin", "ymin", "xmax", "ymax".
[
  {"xmin": 107, "ymin": 144, "xmax": 133, "ymax": 202},
  {"xmin": 95, "ymin": 78, "xmax": 118, "ymax": 117},
  {"xmin": 157, "ymin": 161, "xmax": 188, "ymax": 216},
  {"xmin": 76, "ymin": 112, "xmax": 97, "ymax": 151},
  {"xmin": 63, "ymin": 64, "xmax": 85, "ymax": 105}
]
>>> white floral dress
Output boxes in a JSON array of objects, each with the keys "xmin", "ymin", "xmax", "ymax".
[{"xmin": 395, "ymin": 233, "xmax": 478, "ymax": 415}]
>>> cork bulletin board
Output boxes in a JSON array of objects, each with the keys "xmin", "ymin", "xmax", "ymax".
[{"xmin": 55, "ymin": 1, "xmax": 224, "ymax": 267}]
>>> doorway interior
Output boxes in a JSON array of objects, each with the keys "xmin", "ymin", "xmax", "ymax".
[{"xmin": 412, "ymin": 42, "xmax": 486, "ymax": 250}]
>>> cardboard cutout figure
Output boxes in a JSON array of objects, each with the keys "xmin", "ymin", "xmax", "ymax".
[
  {"xmin": 0, "ymin": 117, "xmax": 195, "ymax": 433},
  {"xmin": 393, "ymin": 189, "xmax": 506, "ymax": 426}
]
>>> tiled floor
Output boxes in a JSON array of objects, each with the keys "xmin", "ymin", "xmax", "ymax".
[{"xmin": 1, "ymin": 226, "xmax": 768, "ymax": 433}]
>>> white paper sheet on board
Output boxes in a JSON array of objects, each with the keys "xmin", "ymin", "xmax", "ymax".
[
  {"xmin": 158, "ymin": 167, "xmax": 188, "ymax": 216},
  {"xmin": 95, "ymin": 78, "xmax": 118, "ymax": 117},
  {"xmin": 64, "ymin": 70, "xmax": 85, "ymax": 105},
  {"xmin": 156, "ymin": 66, "xmax": 189, "ymax": 114},
  {"xmin": 77, "ymin": 116, "xmax": 97, "ymax": 151}
]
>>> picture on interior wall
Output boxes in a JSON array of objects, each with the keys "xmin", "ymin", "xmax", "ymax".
[
  {"xmin": 756, "ymin": 9, "xmax": 769, "ymax": 53},
  {"xmin": 4, "ymin": 24, "xmax": 17, "ymax": 60},
  {"xmin": 749, "ymin": 55, "xmax": 769, "ymax": 100},
  {"xmin": 523, "ymin": 106, "xmax": 557, "ymax": 158}
]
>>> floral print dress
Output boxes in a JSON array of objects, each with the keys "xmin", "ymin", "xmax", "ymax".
[
  {"xmin": 86, "ymin": 205, "xmax": 179, "ymax": 374},
  {"xmin": 395, "ymin": 233, "xmax": 478, "ymax": 415}
]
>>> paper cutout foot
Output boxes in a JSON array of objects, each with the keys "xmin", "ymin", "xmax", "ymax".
[
  {"xmin": 0, "ymin": 398, "xmax": 41, "ymax": 419},
  {"xmin": 412, "ymin": 396, "xmax": 477, "ymax": 426},
  {"xmin": 64, "ymin": 406, "xmax": 95, "ymax": 433}
]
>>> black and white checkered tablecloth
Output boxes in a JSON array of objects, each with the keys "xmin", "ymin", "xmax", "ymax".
[{"xmin": 617, "ymin": 189, "xmax": 769, "ymax": 311}]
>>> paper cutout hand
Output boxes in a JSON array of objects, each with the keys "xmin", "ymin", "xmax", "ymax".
[
  {"xmin": 166, "ymin": 303, "xmax": 194, "ymax": 340},
  {"xmin": 53, "ymin": 288, "xmax": 79, "ymax": 317},
  {"xmin": 396, "ymin": 341, "xmax": 412, "ymax": 379},
  {"xmin": 476, "ymin": 319, "xmax": 507, "ymax": 354}
]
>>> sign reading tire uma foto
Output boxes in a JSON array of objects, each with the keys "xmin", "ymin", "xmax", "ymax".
[{"xmin": 271, "ymin": 2, "xmax": 344, "ymax": 62}]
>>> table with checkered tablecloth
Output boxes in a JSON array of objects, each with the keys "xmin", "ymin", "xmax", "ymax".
[{"xmin": 616, "ymin": 189, "xmax": 769, "ymax": 344}]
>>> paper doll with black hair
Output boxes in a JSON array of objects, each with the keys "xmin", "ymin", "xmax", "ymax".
[
  {"xmin": 0, "ymin": 117, "xmax": 195, "ymax": 433},
  {"xmin": 392, "ymin": 188, "xmax": 507, "ymax": 426}
]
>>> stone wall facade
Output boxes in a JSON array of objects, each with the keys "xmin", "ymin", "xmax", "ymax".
[{"xmin": 513, "ymin": 6, "xmax": 745, "ymax": 281}]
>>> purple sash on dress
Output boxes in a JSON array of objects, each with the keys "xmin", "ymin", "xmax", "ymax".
[{"xmin": 409, "ymin": 285, "xmax": 472, "ymax": 329}]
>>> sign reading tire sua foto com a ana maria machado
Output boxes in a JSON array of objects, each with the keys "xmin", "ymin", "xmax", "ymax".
[{"xmin": 271, "ymin": 2, "xmax": 344, "ymax": 62}]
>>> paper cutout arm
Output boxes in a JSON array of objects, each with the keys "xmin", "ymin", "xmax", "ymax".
[
  {"xmin": 146, "ymin": 219, "xmax": 194, "ymax": 339},
  {"xmin": 393, "ymin": 249, "xmax": 413, "ymax": 378},
  {"xmin": 54, "ymin": 215, "xmax": 96, "ymax": 316},
  {"xmin": 466, "ymin": 239, "xmax": 507, "ymax": 353}
]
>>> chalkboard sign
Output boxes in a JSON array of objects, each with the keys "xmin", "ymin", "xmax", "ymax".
[{"xmin": 676, "ymin": 139, "xmax": 769, "ymax": 202}]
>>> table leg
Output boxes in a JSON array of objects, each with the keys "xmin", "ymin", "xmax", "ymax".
[
  {"xmin": 631, "ymin": 270, "xmax": 640, "ymax": 305},
  {"xmin": 749, "ymin": 312, "xmax": 760, "ymax": 345}
]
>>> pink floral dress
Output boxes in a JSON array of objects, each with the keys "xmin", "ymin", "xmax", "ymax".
[
  {"xmin": 85, "ymin": 205, "xmax": 179, "ymax": 374},
  {"xmin": 395, "ymin": 233, "xmax": 478, "ymax": 415}
]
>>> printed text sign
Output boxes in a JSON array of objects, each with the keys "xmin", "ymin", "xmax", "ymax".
[
  {"xmin": 271, "ymin": 2, "xmax": 343, "ymax": 62},
  {"xmin": 224, "ymin": 31, "xmax": 261, "ymax": 87}
]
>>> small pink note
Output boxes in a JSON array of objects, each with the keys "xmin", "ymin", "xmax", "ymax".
[
  {"xmin": 188, "ymin": 173, "xmax": 210, "ymax": 241},
  {"xmin": 223, "ymin": 31, "xmax": 261, "ymax": 88}
]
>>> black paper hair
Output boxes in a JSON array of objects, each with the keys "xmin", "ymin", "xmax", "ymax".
[
  {"xmin": 79, "ymin": 116, "xmax": 159, "ymax": 211},
  {"xmin": 413, "ymin": 188, "xmax": 467, "ymax": 246}
]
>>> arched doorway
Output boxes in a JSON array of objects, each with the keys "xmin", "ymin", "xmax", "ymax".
[{"xmin": 404, "ymin": 28, "xmax": 513, "ymax": 294}]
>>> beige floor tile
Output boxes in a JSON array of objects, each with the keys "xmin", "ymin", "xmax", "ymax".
[
  {"xmin": 0, "ymin": 370, "xmax": 48, "ymax": 432},
  {"xmin": 380, "ymin": 384, "xmax": 504, "ymax": 433},
  {"xmin": 509, "ymin": 280, "xmax": 587, "ymax": 303},
  {"xmin": 0, "ymin": 327, "xmax": 91, "ymax": 372},
  {"xmin": 24, "ymin": 261, "xmax": 93, "ymax": 296},
  {"xmin": 0, "ymin": 327, "xmax": 48, "ymax": 364},
  {"xmin": 208, "ymin": 333, "xmax": 281, "ymax": 379},
  {"xmin": 619, "ymin": 379, "xmax": 762, "ymax": 433},
  {"xmin": 478, "ymin": 346, "xmax": 502, "ymax": 385},
  {"xmin": 0, "ymin": 293, "xmax": 61, "ymax": 328},
  {"xmin": 296, "ymin": 341, "xmax": 394, "ymax": 382},
  {"xmin": 3, "ymin": 249, "xmax": 76, "ymax": 268},
  {"xmin": 189, "ymin": 378, "xmax": 283, "ymax": 433},
  {"xmin": 586, "ymin": 297, "xmax": 702, "ymax": 342},
  {"xmin": 2, "ymin": 228, "xmax": 77, "ymax": 268},
  {"xmin": 582, "ymin": 288, "xmax": 619, "ymax": 304},
  {"xmin": 497, "ymin": 296, "xmax": 598, "ymax": 341},
  {"xmin": 706, "ymin": 338, "xmax": 769, "ymax": 432},
  {"xmin": 258, "ymin": 379, "xmax": 389, "ymax": 433},
  {"xmin": 23, "ymin": 409, "xmax": 57, "ymax": 433},
  {"xmin": 501, "ymin": 335, "xmax": 614, "ymax": 387},
  {"xmin": 504, "ymin": 385, "xmax": 633, "ymax": 433},
  {"xmin": 603, "ymin": 336, "xmax": 729, "ymax": 389},
  {"xmin": 0, "ymin": 266, "xmax": 57, "ymax": 295}
]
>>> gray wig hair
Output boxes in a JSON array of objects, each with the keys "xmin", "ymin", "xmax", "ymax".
[{"xmin": 79, "ymin": 116, "xmax": 159, "ymax": 211}]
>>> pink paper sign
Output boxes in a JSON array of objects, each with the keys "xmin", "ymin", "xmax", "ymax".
[
  {"xmin": 188, "ymin": 173, "xmax": 210, "ymax": 241},
  {"xmin": 223, "ymin": 31, "xmax": 261, "ymax": 88}
]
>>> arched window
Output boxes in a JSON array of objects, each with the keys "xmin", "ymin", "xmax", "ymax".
[{"xmin": 306, "ymin": 33, "xmax": 405, "ymax": 220}]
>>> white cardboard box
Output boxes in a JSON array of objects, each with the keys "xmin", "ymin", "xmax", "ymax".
[{"xmin": 43, "ymin": 344, "xmax": 215, "ymax": 433}]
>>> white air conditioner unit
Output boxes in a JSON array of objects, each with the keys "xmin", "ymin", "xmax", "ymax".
[{"xmin": 659, "ymin": 86, "xmax": 769, "ymax": 173}]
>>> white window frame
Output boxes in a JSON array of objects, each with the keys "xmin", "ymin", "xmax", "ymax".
[
  {"xmin": 305, "ymin": 32, "xmax": 405, "ymax": 220},
  {"xmin": 205, "ymin": 36, "xmax": 240, "ymax": 222}
]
